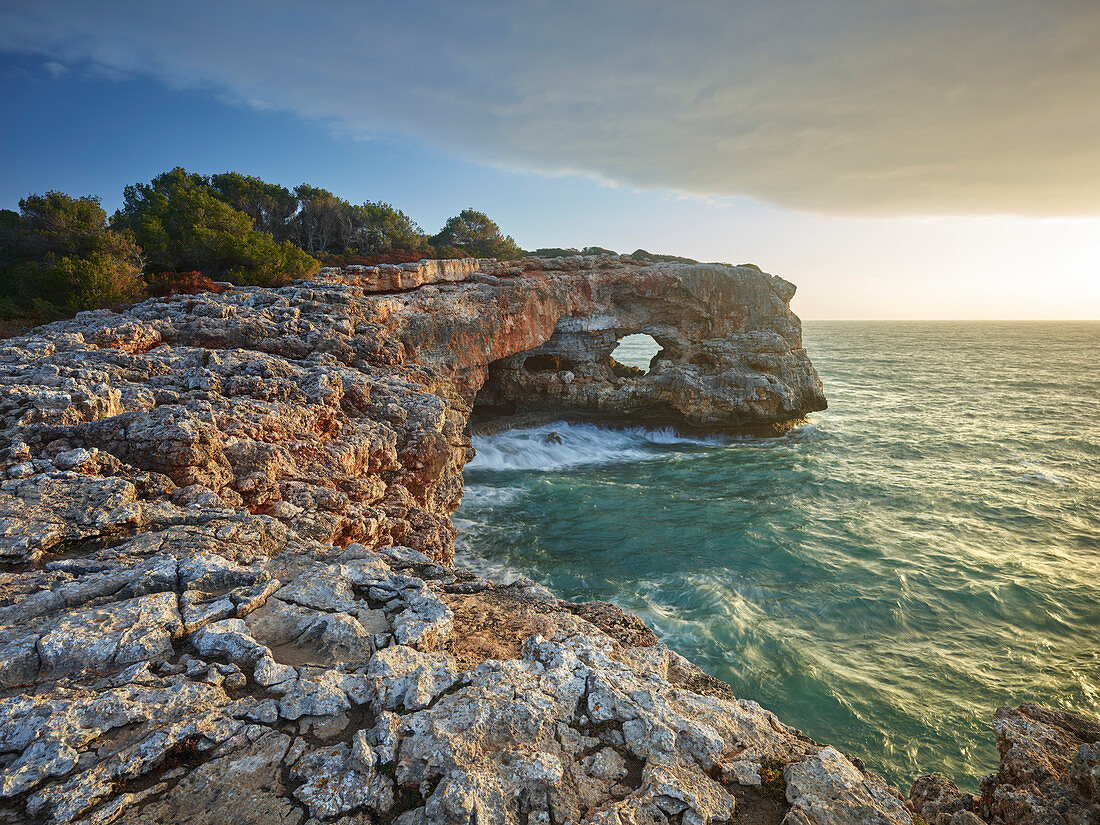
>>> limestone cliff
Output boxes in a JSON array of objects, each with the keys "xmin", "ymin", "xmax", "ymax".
[
  {"xmin": 0, "ymin": 255, "xmax": 1060, "ymax": 825},
  {"xmin": 321, "ymin": 256, "xmax": 826, "ymax": 433}
]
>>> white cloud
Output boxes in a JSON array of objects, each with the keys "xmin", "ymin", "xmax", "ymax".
[
  {"xmin": 3, "ymin": 0, "xmax": 1099, "ymax": 215},
  {"xmin": 41, "ymin": 60, "xmax": 67, "ymax": 78}
]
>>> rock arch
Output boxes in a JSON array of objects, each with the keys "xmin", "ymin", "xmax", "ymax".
[
  {"xmin": 463, "ymin": 258, "xmax": 825, "ymax": 433},
  {"xmin": 374, "ymin": 256, "xmax": 825, "ymax": 433}
]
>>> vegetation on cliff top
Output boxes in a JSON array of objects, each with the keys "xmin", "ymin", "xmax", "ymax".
[
  {"xmin": 112, "ymin": 168, "xmax": 318, "ymax": 286},
  {"xmin": 0, "ymin": 167, "xmax": 528, "ymax": 326},
  {"xmin": 0, "ymin": 191, "xmax": 145, "ymax": 329},
  {"xmin": 1, "ymin": 166, "xmax": 705, "ymax": 330}
]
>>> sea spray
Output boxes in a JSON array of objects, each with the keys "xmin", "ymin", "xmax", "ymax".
[{"xmin": 467, "ymin": 421, "xmax": 727, "ymax": 472}]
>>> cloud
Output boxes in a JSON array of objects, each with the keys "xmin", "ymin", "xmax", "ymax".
[
  {"xmin": 2, "ymin": 0, "xmax": 1099, "ymax": 216},
  {"xmin": 83, "ymin": 62, "xmax": 131, "ymax": 82},
  {"xmin": 42, "ymin": 60, "xmax": 68, "ymax": 78}
]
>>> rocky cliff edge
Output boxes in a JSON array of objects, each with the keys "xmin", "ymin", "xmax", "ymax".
[{"xmin": 0, "ymin": 256, "xmax": 1090, "ymax": 825}]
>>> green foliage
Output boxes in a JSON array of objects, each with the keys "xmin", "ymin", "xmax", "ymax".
[
  {"xmin": 427, "ymin": 243, "xmax": 473, "ymax": 260},
  {"xmin": 1, "ymin": 168, "xmax": 607, "ymax": 331},
  {"xmin": 758, "ymin": 757, "xmax": 788, "ymax": 802},
  {"xmin": 26, "ymin": 253, "xmax": 138, "ymax": 311},
  {"xmin": 113, "ymin": 167, "xmax": 319, "ymax": 285},
  {"xmin": 430, "ymin": 208, "xmax": 524, "ymax": 259},
  {"xmin": 289, "ymin": 187, "xmax": 430, "ymax": 256},
  {"xmin": 0, "ymin": 192, "xmax": 145, "ymax": 314},
  {"xmin": 352, "ymin": 201, "xmax": 427, "ymax": 254},
  {"xmin": 290, "ymin": 184, "xmax": 352, "ymax": 254},
  {"xmin": 208, "ymin": 172, "xmax": 297, "ymax": 239}
]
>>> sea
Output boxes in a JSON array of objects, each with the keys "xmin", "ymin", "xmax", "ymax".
[{"xmin": 453, "ymin": 321, "xmax": 1100, "ymax": 791}]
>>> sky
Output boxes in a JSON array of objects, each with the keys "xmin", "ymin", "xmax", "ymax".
[{"xmin": 1, "ymin": 1, "xmax": 1099, "ymax": 320}]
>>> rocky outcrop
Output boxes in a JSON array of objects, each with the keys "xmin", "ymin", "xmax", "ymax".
[
  {"xmin": 0, "ymin": 255, "xmax": 916, "ymax": 825},
  {"xmin": 0, "ymin": 255, "xmax": 824, "ymax": 568},
  {"xmin": 462, "ymin": 259, "xmax": 825, "ymax": 432},
  {"xmin": 326, "ymin": 256, "xmax": 826, "ymax": 433},
  {"xmin": 909, "ymin": 703, "xmax": 1100, "ymax": 825}
]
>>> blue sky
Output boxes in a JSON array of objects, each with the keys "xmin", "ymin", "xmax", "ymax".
[
  {"xmin": 2, "ymin": 2, "xmax": 1099, "ymax": 320},
  {"xmin": 0, "ymin": 54, "xmax": 785, "ymax": 261}
]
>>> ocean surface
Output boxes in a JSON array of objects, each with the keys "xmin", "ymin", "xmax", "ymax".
[{"xmin": 454, "ymin": 322, "xmax": 1100, "ymax": 791}]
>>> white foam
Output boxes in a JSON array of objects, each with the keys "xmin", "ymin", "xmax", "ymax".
[
  {"xmin": 1012, "ymin": 470, "xmax": 1069, "ymax": 485},
  {"xmin": 467, "ymin": 421, "xmax": 721, "ymax": 472},
  {"xmin": 460, "ymin": 485, "xmax": 525, "ymax": 508},
  {"xmin": 624, "ymin": 425, "xmax": 726, "ymax": 445},
  {"xmin": 452, "ymin": 539, "xmax": 533, "ymax": 586}
]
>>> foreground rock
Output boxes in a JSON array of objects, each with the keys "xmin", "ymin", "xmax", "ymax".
[
  {"xmin": 0, "ymin": 256, "xmax": 918, "ymax": 824},
  {"xmin": 910, "ymin": 703, "xmax": 1100, "ymax": 825}
]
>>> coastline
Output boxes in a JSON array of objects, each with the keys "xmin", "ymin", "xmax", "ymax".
[{"xmin": 0, "ymin": 258, "xmax": 1092, "ymax": 824}]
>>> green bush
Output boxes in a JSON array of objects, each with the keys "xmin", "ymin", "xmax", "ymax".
[
  {"xmin": 430, "ymin": 208, "xmax": 524, "ymax": 259},
  {"xmin": 208, "ymin": 172, "xmax": 297, "ymax": 239},
  {"xmin": 112, "ymin": 167, "xmax": 319, "ymax": 285},
  {"xmin": 631, "ymin": 248, "xmax": 698, "ymax": 264},
  {"xmin": 0, "ymin": 193, "xmax": 145, "ymax": 314},
  {"xmin": 353, "ymin": 201, "xmax": 427, "ymax": 254}
]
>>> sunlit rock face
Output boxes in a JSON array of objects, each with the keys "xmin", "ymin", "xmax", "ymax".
[
  {"xmin": 0, "ymin": 254, "xmax": 825, "ymax": 574},
  {"xmin": 465, "ymin": 258, "xmax": 826, "ymax": 432},
  {"xmin": 323, "ymin": 255, "xmax": 825, "ymax": 432}
]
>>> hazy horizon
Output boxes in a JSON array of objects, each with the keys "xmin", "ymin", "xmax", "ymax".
[{"xmin": 2, "ymin": 2, "xmax": 1098, "ymax": 320}]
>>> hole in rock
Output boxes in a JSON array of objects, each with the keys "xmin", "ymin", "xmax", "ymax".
[
  {"xmin": 523, "ymin": 353, "xmax": 575, "ymax": 373},
  {"xmin": 610, "ymin": 333, "xmax": 662, "ymax": 376}
]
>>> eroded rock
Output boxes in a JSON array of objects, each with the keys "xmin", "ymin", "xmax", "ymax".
[{"xmin": 910, "ymin": 703, "xmax": 1100, "ymax": 825}]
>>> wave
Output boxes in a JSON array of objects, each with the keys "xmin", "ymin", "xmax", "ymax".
[
  {"xmin": 1012, "ymin": 470, "xmax": 1069, "ymax": 485},
  {"xmin": 460, "ymin": 485, "xmax": 525, "ymax": 508},
  {"xmin": 452, "ymin": 538, "xmax": 534, "ymax": 586},
  {"xmin": 466, "ymin": 421, "xmax": 723, "ymax": 472},
  {"xmin": 457, "ymin": 324, "xmax": 1100, "ymax": 791},
  {"xmin": 1012, "ymin": 461, "xmax": 1069, "ymax": 485}
]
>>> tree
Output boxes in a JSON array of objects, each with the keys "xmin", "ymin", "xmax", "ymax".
[
  {"xmin": 208, "ymin": 172, "xmax": 297, "ymax": 239},
  {"xmin": 290, "ymin": 184, "xmax": 354, "ymax": 254},
  {"xmin": 350, "ymin": 201, "xmax": 427, "ymax": 254},
  {"xmin": 113, "ymin": 167, "xmax": 318, "ymax": 285},
  {"xmin": 0, "ymin": 192, "xmax": 145, "ymax": 313},
  {"xmin": 430, "ymin": 208, "xmax": 524, "ymax": 259}
]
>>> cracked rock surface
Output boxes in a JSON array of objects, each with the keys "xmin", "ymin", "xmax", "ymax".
[{"xmin": 0, "ymin": 257, "xmax": 918, "ymax": 824}]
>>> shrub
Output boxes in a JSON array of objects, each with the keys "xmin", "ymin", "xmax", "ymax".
[
  {"xmin": 112, "ymin": 167, "xmax": 319, "ymax": 285},
  {"xmin": 146, "ymin": 271, "xmax": 230, "ymax": 297},
  {"xmin": 352, "ymin": 202, "xmax": 428, "ymax": 254},
  {"xmin": 319, "ymin": 250, "xmax": 433, "ymax": 267},
  {"xmin": 0, "ymin": 193, "xmax": 145, "ymax": 314},
  {"xmin": 631, "ymin": 248, "xmax": 698, "ymax": 264},
  {"xmin": 430, "ymin": 208, "xmax": 524, "ymax": 259}
]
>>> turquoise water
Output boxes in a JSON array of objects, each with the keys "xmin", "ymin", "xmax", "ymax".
[{"xmin": 454, "ymin": 322, "xmax": 1100, "ymax": 791}]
